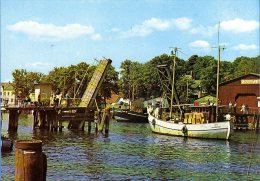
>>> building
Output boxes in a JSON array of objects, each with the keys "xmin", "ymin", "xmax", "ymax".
[
  {"xmin": 1, "ymin": 82, "xmax": 16, "ymax": 106},
  {"xmin": 219, "ymin": 73, "xmax": 260, "ymax": 108},
  {"xmin": 34, "ymin": 83, "xmax": 53, "ymax": 103}
]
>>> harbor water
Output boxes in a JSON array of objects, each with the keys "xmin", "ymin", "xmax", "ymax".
[{"xmin": 1, "ymin": 113, "xmax": 260, "ymax": 180}]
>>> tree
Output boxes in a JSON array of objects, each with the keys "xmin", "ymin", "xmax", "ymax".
[
  {"xmin": 233, "ymin": 56, "xmax": 260, "ymax": 77},
  {"xmin": 119, "ymin": 60, "xmax": 144, "ymax": 100},
  {"xmin": 98, "ymin": 65, "xmax": 119, "ymax": 105},
  {"xmin": 12, "ymin": 69, "xmax": 44, "ymax": 100}
]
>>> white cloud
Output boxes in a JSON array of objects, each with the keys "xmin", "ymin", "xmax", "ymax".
[
  {"xmin": 190, "ymin": 18, "xmax": 259, "ymax": 36},
  {"xmin": 190, "ymin": 25, "xmax": 217, "ymax": 36},
  {"xmin": 220, "ymin": 18, "xmax": 260, "ymax": 33},
  {"xmin": 25, "ymin": 61, "xmax": 53, "ymax": 68},
  {"xmin": 173, "ymin": 17, "xmax": 192, "ymax": 30},
  {"xmin": 232, "ymin": 44, "xmax": 258, "ymax": 51},
  {"xmin": 189, "ymin": 40, "xmax": 210, "ymax": 48},
  {"xmin": 111, "ymin": 27, "xmax": 121, "ymax": 32},
  {"xmin": 117, "ymin": 17, "xmax": 192, "ymax": 38},
  {"xmin": 7, "ymin": 20, "xmax": 102, "ymax": 40}
]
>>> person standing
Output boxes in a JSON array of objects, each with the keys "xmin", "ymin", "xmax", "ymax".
[
  {"xmin": 228, "ymin": 101, "xmax": 232, "ymax": 113},
  {"xmin": 241, "ymin": 104, "xmax": 246, "ymax": 114},
  {"xmin": 233, "ymin": 102, "xmax": 237, "ymax": 114}
]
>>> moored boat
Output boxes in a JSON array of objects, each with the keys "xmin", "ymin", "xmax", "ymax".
[
  {"xmin": 147, "ymin": 43, "xmax": 233, "ymax": 140},
  {"xmin": 147, "ymin": 106, "xmax": 232, "ymax": 139},
  {"xmin": 113, "ymin": 108, "xmax": 148, "ymax": 123}
]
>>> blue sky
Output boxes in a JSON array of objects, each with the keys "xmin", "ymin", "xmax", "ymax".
[{"xmin": 1, "ymin": 0, "xmax": 259, "ymax": 82}]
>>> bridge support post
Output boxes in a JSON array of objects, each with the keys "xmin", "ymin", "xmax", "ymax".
[
  {"xmin": 88, "ymin": 120, "xmax": 91, "ymax": 133},
  {"xmin": 33, "ymin": 109, "xmax": 39, "ymax": 130},
  {"xmin": 104, "ymin": 108, "xmax": 110, "ymax": 136},
  {"xmin": 39, "ymin": 110, "xmax": 47, "ymax": 130},
  {"xmin": 50, "ymin": 110, "xmax": 58, "ymax": 132},
  {"xmin": 8, "ymin": 109, "xmax": 19, "ymax": 132}
]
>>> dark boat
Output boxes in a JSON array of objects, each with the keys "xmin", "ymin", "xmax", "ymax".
[{"xmin": 113, "ymin": 108, "xmax": 148, "ymax": 123}]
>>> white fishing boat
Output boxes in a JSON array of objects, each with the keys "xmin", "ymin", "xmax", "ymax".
[
  {"xmin": 147, "ymin": 106, "xmax": 232, "ymax": 139},
  {"xmin": 147, "ymin": 42, "xmax": 233, "ymax": 140}
]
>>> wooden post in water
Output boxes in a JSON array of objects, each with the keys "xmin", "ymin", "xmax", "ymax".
[
  {"xmin": 33, "ymin": 109, "xmax": 39, "ymax": 130},
  {"xmin": 39, "ymin": 110, "xmax": 47, "ymax": 130},
  {"xmin": 87, "ymin": 119, "xmax": 91, "ymax": 133},
  {"xmin": 104, "ymin": 108, "xmax": 111, "ymax": 136},
  {"xmin": 51, "ymin": 109, "xmax": 58, "ymax": 132},
  {"xmin": 15, "ymin": 140, "xmax": 47, "ymax": 181},
  {"xmin": 8, "ymin": 109, "xmax": 20, "ymax": 132},
  {"xmin": 46, "ymin": 110, "xmax": 51, "ymax": 131}
]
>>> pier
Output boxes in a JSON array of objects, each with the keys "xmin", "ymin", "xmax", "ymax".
[
  {"xmin": 3, "ymin": 58, "xmax": 113, "ymax": 135},
  {"xmin": 5, "ymin": 105, "xmax": 111, "ymax": 135}
]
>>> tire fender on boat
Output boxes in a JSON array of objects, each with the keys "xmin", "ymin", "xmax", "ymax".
[
  {"xmin": 152, "ymin": 119, "xmax": 156, "ymax": 127},
  {"xmin": 182, "ymin": 125, "xmax": 188, "ymax": 134}
]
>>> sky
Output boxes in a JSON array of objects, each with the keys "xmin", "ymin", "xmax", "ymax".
[{"xmin": 1, "ymin": 0, "xmax": 259, "ymax": 82}]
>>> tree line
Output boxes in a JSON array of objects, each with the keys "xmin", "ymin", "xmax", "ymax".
[{"xmin": 11, "ymin": 54, "xmax": 259, "ymax": 104}]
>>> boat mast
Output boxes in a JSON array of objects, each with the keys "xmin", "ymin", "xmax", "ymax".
[
  {"xmin": 170, "ymin": 48, "xmax": 177, "ymax": 119},
  {"xmin": 215, "ymin": 22, "xmax": 225, "ymax": 122}
]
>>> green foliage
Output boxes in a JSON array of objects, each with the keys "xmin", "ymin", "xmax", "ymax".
[
  {"xmin": 12, "ymin": 69, "xmax": 44, "ymax": 99},
  {"xmin": 119, "ymin": 60, "xmax": 145, "ymax": 99},
  {"xmin": 233, "ymin": 56, "xmax": 260, "ymax": 77},
  {"xmin": 11, "ymin": 54, "xmax": 259, "ymax": 105},
  {"xmin": 99, "ymin": 65, "xmax": 119, "ymax": 101},
  {"xmin": 131, "ymin": 98, "xmax": 145, "ymax": 112},
  {"xmin": 176, "ymin": 75, "xmax": 198, "ymax": 103}
]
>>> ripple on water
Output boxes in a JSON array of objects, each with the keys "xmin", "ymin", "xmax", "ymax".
[{"xmin": 1, "ymin": 114, "xmax": 260, "ymax": 180}]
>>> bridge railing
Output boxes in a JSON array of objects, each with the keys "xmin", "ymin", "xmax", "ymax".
[{"xmin": 221, "ymin": 105, "xmax": 259, "ymax": 115}]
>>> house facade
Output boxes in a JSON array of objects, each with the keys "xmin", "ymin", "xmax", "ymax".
[{"xmin": 1, "ymin": 82, "xmax": 16, "ymax": 106}]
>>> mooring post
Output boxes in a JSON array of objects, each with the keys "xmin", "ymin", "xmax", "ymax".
[
  {"xmin": 8, "ymin": 109, "xmax": 19, "ymax": 132},
  {"xmin": 59, "ymin": 119, "xmax": 63, "ymax": 132},
  {"xmin": 15, "ymin": 140, "xmax": 47, "ymax": 181},
  {"xmin": 33, "ymin": 108, "xmax": 39, "ymax": 130},
  {"xmin": 46, "ymin": 110, "xmax": 51, "ymax": 131},
  {"xmin": 39, "ymin": 109, "xmax": 47, "ymax": 130},
  {"xmin": 88, "ymin": 119, "xmax": 91, "ymax": 133},
  {"xmin": 51, "ymin": 109, "xmax": 58, "ymax": 132},
  {"xmin": 104, "ymin": 108, "xmax": 111, "ymax": 136}
]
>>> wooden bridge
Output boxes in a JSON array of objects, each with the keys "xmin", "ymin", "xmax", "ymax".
[{"xmin": 3, "ymin": 59, "xmax": 112, "ymax": 135}]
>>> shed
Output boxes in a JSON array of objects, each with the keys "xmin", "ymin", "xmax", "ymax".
[
  {"xmin": 219, "ymin": 73, "xmax": 260, "ymax": 108},
  {"xmin": 34, "ymin": 83, "xmax": 53, "ymax": 102}
]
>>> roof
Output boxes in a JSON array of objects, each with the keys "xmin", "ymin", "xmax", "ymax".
[
  {"xmin": 106, "ymin": 92, "xmax": 124, "ymax": 104},
  {"xmin": 34, "ymin": 82, "xmax": 53, "ymax": 86},
  {"xmin": 1, "ymin": 82, "xmax": 14, "ymax": 91},
  {"xmin": 195, "ymin": 95, "xmax": 216, "ymax": 103},
  {"xmin": 220, "ymin": 73, "xmax": 260, "ymax": 86}
]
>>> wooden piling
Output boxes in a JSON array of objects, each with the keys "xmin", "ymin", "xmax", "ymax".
[
  {"xmin": 104, "ymin": 108, "xmax": 111, "ymax": 136},
  {"xmin": 53, "ymin": 110, "xmax": 59, "ymax": 132},
  {"xmin": 15, "ymin": 140, "xmax": 47, "ymax": 181},
  {"xmin": 8, "ymin": 109, "xmax": 19, "ymax": 132},
  {"xmin": 33, "ymin": 109, "xmax": 39, "ymax": 130},
  {"xmin": 39, "ymin": 110, "xmax": 47, "ymax": 130}
]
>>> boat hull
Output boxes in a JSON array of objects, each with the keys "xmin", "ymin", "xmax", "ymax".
[
  {"xmin": 113, "ymin": 109, "xmax": 148, "ymax": 123},
  {"xmin": 148, "ymin": 114, "xmax": 231, "ymax": 140}
]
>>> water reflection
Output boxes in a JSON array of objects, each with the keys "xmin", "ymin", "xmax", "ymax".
[{"xmin": 1, "ymin": 113, "xmax": 260, "ymax": 180}]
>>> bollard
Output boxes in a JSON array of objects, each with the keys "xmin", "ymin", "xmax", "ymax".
[{"xmin": 15, "ymin": 140, "xmax": 47, "ymax": 181}]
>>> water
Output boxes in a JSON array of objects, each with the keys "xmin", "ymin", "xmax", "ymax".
[{"xmin": 1, "ymin": 113, "xmax": 260, "ymax": 180}]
